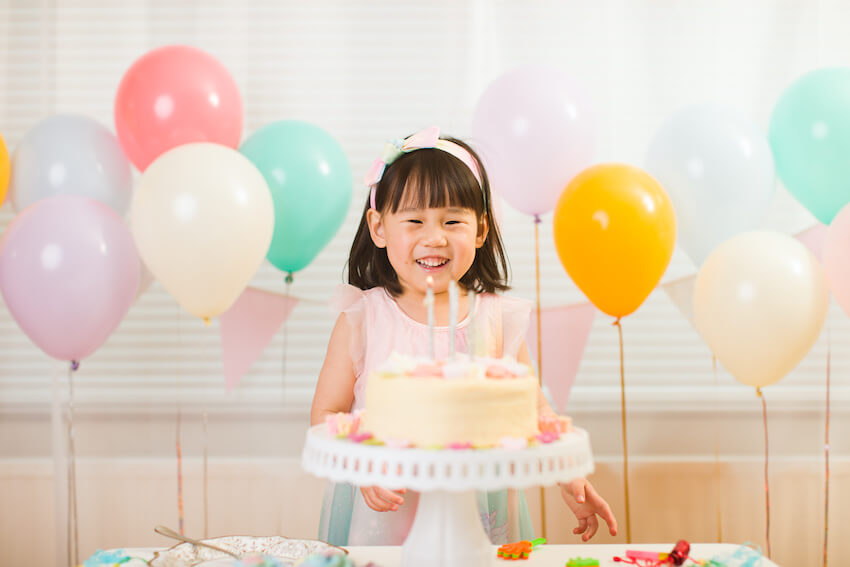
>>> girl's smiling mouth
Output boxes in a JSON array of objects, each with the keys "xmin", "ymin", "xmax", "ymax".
[{"xmin": 415, "ymin": 256, "xmax": 449, "ymax": 270}]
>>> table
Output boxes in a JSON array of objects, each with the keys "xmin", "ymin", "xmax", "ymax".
[
  {"xmin": 115, "ymin": 543, "xmax": 780, "ymax": 566},
  {"xmin": 345, "ymin": 544, "xmax": 779, "ymax": 566}
]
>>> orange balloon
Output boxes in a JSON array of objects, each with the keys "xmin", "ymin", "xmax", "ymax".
[
  {"xmin": 553, "ymin": 163, "xmax": 676, "ymax": 318},
  {"xmin": 0, "ymin": 130, "xmax": 9, "ymax": 208}
]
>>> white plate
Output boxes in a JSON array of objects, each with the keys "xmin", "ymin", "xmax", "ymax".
[{"xmin": 149, "ymin": 535, "xmax": 345, "ymax": 566}]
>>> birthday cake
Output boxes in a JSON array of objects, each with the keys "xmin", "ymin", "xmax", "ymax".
[{"xmin": 325, "ymin": 353, "xmax": 570, "ymax": 448}]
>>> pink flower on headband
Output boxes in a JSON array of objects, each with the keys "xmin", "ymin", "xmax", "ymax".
[{"xmin": 365, "ymin": 126, "xmax": 483, "ymax": 210}]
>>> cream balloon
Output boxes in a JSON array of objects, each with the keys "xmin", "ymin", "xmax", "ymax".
[
  {"xmin": 130, "ymin": 143, "xmax": 274, "ymax": 319},
  {"xmin": 693, "ymin": 231, "xmax": 828, "ymax": 388}
]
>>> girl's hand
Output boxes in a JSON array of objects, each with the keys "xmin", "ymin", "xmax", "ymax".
[
  {"xmin": 559, "ymin": 478, "xmax": 618, "ymax": 541},
  {"xmin": 360, "ymin": 486, "xmax": 406, "ymax": 512}
]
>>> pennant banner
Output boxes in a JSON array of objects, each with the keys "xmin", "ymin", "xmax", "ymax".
[
  {"xmin": 661, "ymin": 274, "xmax": 697, "ymax": 327},
  {"xmin": 527, "ymin": 302, "xmax": 596, "ymax": 414},
  {"xmin": 220, "ymin": 287, "xmax": 298, "ymax": 392},
  {"xmin": 794, "ymin": 222, "xmax": 827, "ymax": 262}
]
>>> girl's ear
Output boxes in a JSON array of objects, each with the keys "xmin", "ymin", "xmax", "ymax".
[
  {"xmin": 475, "ymin": 213, "xmax": 489, "ymax": 248},
  {"xmin": 367, "ymin": 209, "xmax": 387, "ymax": 248}
]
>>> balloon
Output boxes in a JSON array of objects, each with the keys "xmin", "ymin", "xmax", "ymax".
[
  {"xmin": 694, "ymin": 231, "xmax": 828, "ymax": 388},
  {"xmin": 239, "ymin": 121, "xmax": 352, "ymax": 274},
  {"xmin": 769, "ymin": 67, "xmax": 850, "ymax": 224},
  {"xmin": 8, "ymin": 114, "xmax": 132, "ymax": 215},
  {"xmin": 0, "ymin": 129, "xmax": 9, "ymax": 208},
  {"xmin": 646, "ymin": 104, "xmax": 775, "ymax": 265},
  {"xmin": 129, "ymin": 143, "xmax": 273, "ymax": 319},
  {"xmin": 553, "ymin": 164, "xmax": 676, "ymax": 318},
  {"xmin": 115, "ymin": 45, "xmax": 242, "ymax": 171},
  {"xmin": 823, "ymin": 204, "xmax": 850, "ymax": 317},
  {"xmin": 471, "ymin": 65, "xmax": 595, "ymax": 216},
  {"xmin": 0, "ymin": 195, "xmax": 140, "ymax": 361}
]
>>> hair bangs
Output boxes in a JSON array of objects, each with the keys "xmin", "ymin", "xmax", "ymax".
[{"xmin": 379, "ymin": 148, "xmax": 484, "ymax": 215}]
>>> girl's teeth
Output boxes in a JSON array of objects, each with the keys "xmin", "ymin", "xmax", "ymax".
[{"xmin": 417, "ymin": 259, "xmax": 448, "ymax": 267}]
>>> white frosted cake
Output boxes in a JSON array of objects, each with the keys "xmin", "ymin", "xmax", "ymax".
[{"xmin": 361, "ymin": 353, "xmax": 540, "ymax": 447}]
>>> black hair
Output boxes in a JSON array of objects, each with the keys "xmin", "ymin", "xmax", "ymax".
[{"xmin": 347, "ymin": 136, "xmax": 510, "ymax": 295}]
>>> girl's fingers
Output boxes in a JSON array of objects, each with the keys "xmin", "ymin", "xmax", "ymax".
[
  {"xmin": 586, "ymin": 484, "xmax": 618, "ymax": 535},
  {"xmin": 573, "ymin": 517, "xmax": 588, "ymax": 535},
  {"xmin": 572, "ymin": 480, "xmax": 587, "ymax": 504},
  {"xmin": 362, "ymin": 487, "xmax": 392, "ymax": 511},
  {"xmin": 583, "ymin": 516, "xmax": 599, "ymax": 541},
  {"xmin": 376, "ymin": 487, "xmax": 404, "ymax": 506}
]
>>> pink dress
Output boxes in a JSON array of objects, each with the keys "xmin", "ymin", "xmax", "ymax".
[{"xmin": 317, "ymin": 284, "xmax": 535, "ymax": 546}]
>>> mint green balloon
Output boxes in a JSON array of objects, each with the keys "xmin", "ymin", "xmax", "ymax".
[
  {"xmin": 240, "ymin": 121, "xmax": 352, "ymax": 274},
  {"xmin": 769, "ymin": 67, "xmax": 850, "ymax": 224}
]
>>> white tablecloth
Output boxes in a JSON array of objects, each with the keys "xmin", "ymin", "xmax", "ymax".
[{"xmin": 116, "ymin": 542, "xmax": 779, "ymax": 566}]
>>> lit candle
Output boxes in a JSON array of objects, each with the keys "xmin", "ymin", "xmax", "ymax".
[
  {"xmin": 425, "ymin": 276, "xmax": 435, "ymax": 359},
  {"xmin": 467, "ymin": 288, "xmax": 476, "ymax": 361},
  {"xmin": 449, "ymin": 280, "xmax": 458, "ymax": 359}
]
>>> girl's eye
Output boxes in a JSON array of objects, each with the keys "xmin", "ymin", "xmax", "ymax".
[{"xmin": 406, "ymin": 219, "xmax": 423, "ymax": 224}]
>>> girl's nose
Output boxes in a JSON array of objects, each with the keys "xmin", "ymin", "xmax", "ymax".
[{"xmin": 422, "ymin": 225, "xmax": 448, "ymax": 247}]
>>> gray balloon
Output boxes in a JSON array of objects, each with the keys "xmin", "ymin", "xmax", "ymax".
[{"xmin": 9, "ymin": 114, "xmax": 132, "ymax": 215}]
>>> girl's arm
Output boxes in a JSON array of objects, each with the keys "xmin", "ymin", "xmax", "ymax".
[
  {"xmin": 516, "ymin": 339, "xmax": 559, "ymax": 418},
  {"xmin": 310, "ymin": 313, "xmax": 357, "ymax": 426},
  {"xmin": 313, "ymin": 314, "xmax": 407, "ymax": 512}
]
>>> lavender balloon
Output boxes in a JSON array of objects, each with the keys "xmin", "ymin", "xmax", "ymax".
[
  {"xmin": 0, "ymin": 195, "xmax": 140, "ymax": 361},
  {"xmin": 471, "ymin": 66, "xmax": 596, "ymax": 216},
  {"xmin": 9, "ymin": 114, "xmax": 132, "ymax": 215}
]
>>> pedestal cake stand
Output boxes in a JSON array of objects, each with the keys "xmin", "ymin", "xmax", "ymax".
[{"xmin": 302, "ymin": 425, "xmax": 594, "ymax": 567}]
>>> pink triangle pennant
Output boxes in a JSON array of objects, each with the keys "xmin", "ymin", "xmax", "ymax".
[
  {"xmin": 661, "ymin": 275, "xmax": 696, "ymax": 327},
  {"xmin": 527, "ymin": 302, "xmax": 597, "ymax": 414},
  {"xmin": 794, "ymin": 223, "xmax": 827, "ymax": 262},
  {"xmin": 220, "ymin": 287, "xmax": 298, "ymax": 392}
]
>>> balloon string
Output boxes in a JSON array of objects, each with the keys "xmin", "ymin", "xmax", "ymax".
[
  {"xmin": 177, "ymin": 407, "xmax": 185, "ymax": 536},
  {"xmin": 201, "ymin": 324, "xmax": 212, "ymax": 539},
  {"xmin": 713, "ymin": 355, "xmax": 722, "ymax": 543},
  {"xmin": 614, "ymin": 317, "xmax": 631, "ymax": 543},
  {"xmin": 533, "ymin": 215, "xmax": 546, "ymax": 539},
  {"xmin": 757, "ymin": 386, "xmax": 771, "ymax": 558},
  {"xmin": 283, "ymin": 273, "xmax": 293, "ymax": 397},
  {"xmin": 825, "ymin": 327, "xmax": 831, "ymax": 567},
  {"xmin": 67, "ymin": 362, "xmax": 80, "ymax": 567},
  {"xmin": 176, "ymin": 308, "xmax": 185, "ymax": 536},
  {"xmin": 203, "ymin": 408, "xmax": 209, "ymax": 539}
]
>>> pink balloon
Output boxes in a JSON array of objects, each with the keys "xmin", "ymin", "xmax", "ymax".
[
  {"xmin": 471, "ymin": 66, "xmax": 596, "ymax": 216},
  {"xmin": 824, "ymin": 204, "xmax": 850, "ymax": 316},
  {"xmin": 0, "ymin": 195, "xmax": 140, "ymax": 361},
  {"xmin": 114, "ymin": 45, "xmax": 243, "ymax": 171}
]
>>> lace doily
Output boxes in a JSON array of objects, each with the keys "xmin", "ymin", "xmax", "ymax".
[{"xmin": 149, "ymin": 536, "xmax": 343, "ymax": 566}]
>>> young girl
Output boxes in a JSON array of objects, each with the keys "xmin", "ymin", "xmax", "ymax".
[{"xmin": 310, "ymin": 126, "xmax": 617, "ymax": 546}]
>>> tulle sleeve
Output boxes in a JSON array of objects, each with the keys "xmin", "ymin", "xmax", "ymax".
[
  {"xmin": 500, "ymin": 295, "xmax": 533, "ymax": 359},
  {"xmin": 329, "ymin": 284, "xmax": 368, "ymax": 377}
]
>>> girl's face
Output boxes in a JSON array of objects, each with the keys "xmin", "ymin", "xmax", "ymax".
[{"xmin": 367, "ymin": 205, "xmax": 488, "ymax": 295}]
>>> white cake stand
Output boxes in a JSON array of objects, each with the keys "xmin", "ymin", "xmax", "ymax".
[{"xmin": 301, "ymin": 425, "xmax": 594, "ymax": 567}]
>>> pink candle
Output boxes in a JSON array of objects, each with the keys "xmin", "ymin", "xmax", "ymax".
[
  {"xmin": 448, "ymin": 280, "xmax": 458, "ymax": 358},
  {"xmin": 425, "ymin": 276, "xmax": 435, "ymax": 359},
  {"xmin": 468, "ymin": 288, "xmax": 476, "ymax": 360}
]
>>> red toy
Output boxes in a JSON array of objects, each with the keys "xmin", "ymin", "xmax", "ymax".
[{"xmin": 613, "ymin": 540, "xmax": 693, "ymax": 566}]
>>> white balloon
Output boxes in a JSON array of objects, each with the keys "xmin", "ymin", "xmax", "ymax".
[
  {"xmin": 694, "ymin": 231, "xmax": 828, "ymax": 388},
  {"xmin": 646, "ymin": 104, "xmax": 775, "ymax": 265},
  {"xmin": 129, "ymin": 143, "xmax": 274, "ymax": 319}
]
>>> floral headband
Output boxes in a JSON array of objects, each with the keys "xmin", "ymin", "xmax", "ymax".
[{"xmin": 363, "ymin": 126, "xmax": 484, "ymax": 210}]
